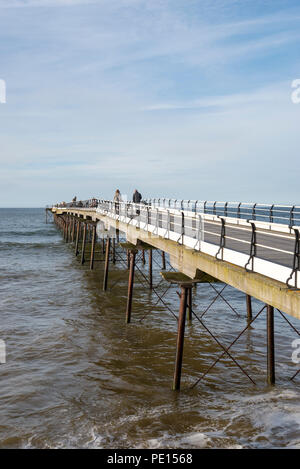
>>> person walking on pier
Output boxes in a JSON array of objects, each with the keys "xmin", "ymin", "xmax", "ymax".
[
  {"xmin": 113, "ymin": 189, "xmax": 122, "ymax": 215},
  {"xmin": 132, "ymin": 189, "xmax": 142, "ymax": 203},
  {"xmin": 132, "ymin": 189, "xmax": 142, "ymax": 215}
]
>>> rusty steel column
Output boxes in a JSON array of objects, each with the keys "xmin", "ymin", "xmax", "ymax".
[
  {"xmin": 112, "ymin": 237, "xmax": 116, "ymax": 264},
  {"xmin": 246, "ymin": 294, "xmax": 252, "ymax": 322},
  {"xmin": 267, "ymin": 304, "xmax": 275, "ymax": 385},
  {"xmin": 69, "ymin": 217, "xmax": 72, "ymax": 241},
  {"xmin": 65, "ymin": 217, "xmax": 68, "ymax": 241},
  {"xmin": 71, "ymin": 218, "xmax": 75, "ymax": 242},
  {"xmin": 63, "ymin": 217, "xmax": 67, "ymax": 241},
  {"xmin": 103, "ymin": 237, "xmax": 111, "ymax": 291},
  {"xmin": 127, "ymin": 250, "xmax": 130, "ymax": 270},
  {"xmin": 173, "ymin": 285, "xmax": 188, "ymax": 391},
  {"xmin": 161, "ymin": 251, "xmax": 166, "ymax": 270},
  {"xmin": 142, "ymin": 249, "xmax": 145, "ymax": 265},
  {"xmin": 126, "ymin": 250, "xmax": 136, "ymax": 323},
  {"xmin": 187, "ymin": 287, "xmax": 192, "ymax": 322},
  {"xmin": 68, "ymin": 216, "xmax": 72, "ymax": 242},
  {"xmin": 149, "ymin": 249, "xmax": 153, "ymax": 289},
  {"xmin": 90, "ymin": 225, "xmax": 96, "ymax": 270},
  {"xmin": 81, "ymin": 223, "xmax": 87, "ymax": 265},
  {"xmin": 75, "ymin": 221, "xmax": 80, "ymax": 256}
]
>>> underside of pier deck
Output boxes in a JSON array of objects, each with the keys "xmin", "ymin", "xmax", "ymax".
[{"xmin": 52, "ymin": 207, "xmax": 300, "ymax": 320}]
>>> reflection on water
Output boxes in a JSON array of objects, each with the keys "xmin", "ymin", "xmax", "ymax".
[{"xmin": 0, "ymin": 208, "xmax": 299, "ymax": 448}]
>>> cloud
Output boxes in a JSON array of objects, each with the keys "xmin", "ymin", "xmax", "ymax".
[
  {"xmin": 0, "ymin": 0, "xmax": 98, "ymax": 7},
  {"xmin": 1, "ymin": 1, "xmax": 300, "ymax": 205}
]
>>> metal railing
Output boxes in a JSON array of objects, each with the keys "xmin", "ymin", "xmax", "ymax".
[
  {"xmin": 94, "ymin": 200, "xmax": 300, "ymax": 289},
  {"xmin": 55, "ymin": 199, "xmax": 99, "ymax": 209},
  {"xmin": 55, "ymin": 197, "xmax": 300, "ymax": 288},
  {"xmin": 146, "ymin": 199, "xmax": 300, "ymax": 227}
]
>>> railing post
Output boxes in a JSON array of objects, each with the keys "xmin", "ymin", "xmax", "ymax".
[
  {"xmin": 270, "ymin": 204, "xmax": 274, "ymax": 223},
  {"xmin": 252, "ymin": 203, "xmax": 257, "ymax": 221},
  {"xmin": 286, "ymin": 228, "xmax": 300, "ymax": 288},
  {"xmin": 216, "ymin": 217, "xmax": 225, "ymax": 260},
  {"xmin": 289, "ymin": 205, "xmax": 295, "ymax": 228},
  {"xmin": 167, "ymin": 209, "xmax": 170, "ymax": 238},
  {"xmin": 224, "ymin": 202, "xmax": 228, "ymax": 217},
  {"xmin": 245, "ymin": 222, "xmax": 257, "ymax": 271}
]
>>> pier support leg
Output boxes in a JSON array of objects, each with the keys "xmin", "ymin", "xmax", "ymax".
[
  {"xmin": 173, "ymin": 286, "xmax": 188, "ymax": 390},
  {"xmin": 66, "ymin": 217, "xmax": 70, "ymax": 243},
  {"xmin": 71, "ymin": 218, "xmax": 75, "ymax": 243},
  {"xmin": 127, "ymin": 250, "xmax": 130, "ymax": 270},
  {"xmin": 103, "ymin": 237, "xmax": 111, "ymax": 291},
  {"xmin": 149, "ymin": 249, "xmax": 153, "ymax": 289},
  {"xmin": 112, "ymin": 237, "xmax": 116, "ymax": 264},
  {"xmin": 142, "ymin": 249, "xmax": 145, "ymax": 265},
  {"xmin": 246, "ymin": 294, "xmax": 252, "ymax": 322},
  {"xmin": 126, "ymin": 250, "xmax": 136, "ymax": 323},
  {"xmin": 90, "ymin": 225, "xmax": 96, "ymax": 270},
  {"xmin": 63, "ymin": 218, "xmax": 67, "ymax": 242},
  {"xmin": 161, "ymin": 251, "xmax": 166, "ymax": 270},
  {"xmin": 187, "ymin": 287, "xmax": 192, "ymax": 323},
  {"xmin": 81, "ymin": 223, "xmax": 87, "ymax": 265},
  {"xmin": 75, "ymin": 221, "xmax": 80, "ymax": 256},
  {"xmin": 267, "ymin": 304, "xmax": 275, "ymax": 385},
  {"xmin": 67, "ymin": 217, "xmax": 70, "ymax": 241}
]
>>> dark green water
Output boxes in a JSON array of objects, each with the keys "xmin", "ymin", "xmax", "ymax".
[{"xmin": 0, "ymin": 208, "xmax": 299, "ymax": 448}]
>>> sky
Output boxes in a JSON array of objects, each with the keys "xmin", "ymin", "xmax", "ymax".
[{"xmin": 0, "ymin": 0, "xmax": 300, "ymax": 206}]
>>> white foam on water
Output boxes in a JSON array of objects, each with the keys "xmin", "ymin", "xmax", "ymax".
[
  {"xmin": 180, "ymin": 432, "xmax": 211, "ymax": 448},
  {"xmin": 145, "ymin": 431, "xmax": 211, "ymax": 449}
]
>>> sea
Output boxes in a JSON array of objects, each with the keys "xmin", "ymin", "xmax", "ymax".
[{"xmin": 0, "ymin": 208, "xmax": 299, "ymax": 449}]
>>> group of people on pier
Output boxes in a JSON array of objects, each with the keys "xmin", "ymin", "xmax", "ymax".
[
  {"xmin": 56, "ymin": 189, "xmax": 143, "ymax": 210},
  {"xmin": 113, "ymin": 189, "xmax": 142, "ymax": 204}
]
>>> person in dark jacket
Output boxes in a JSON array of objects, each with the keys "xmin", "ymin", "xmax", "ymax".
[
  {"xmin": 132, "ymin": 189, "xmax": 142, "ymax": 203},
  {"xmin": 132, "ymin": 189, "xmax": 142, "ymax": 215}
]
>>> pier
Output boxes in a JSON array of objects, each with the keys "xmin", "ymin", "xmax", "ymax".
[{"xmin": 49, "ymin": 198, "xmax": 300, "ymax": 390}]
